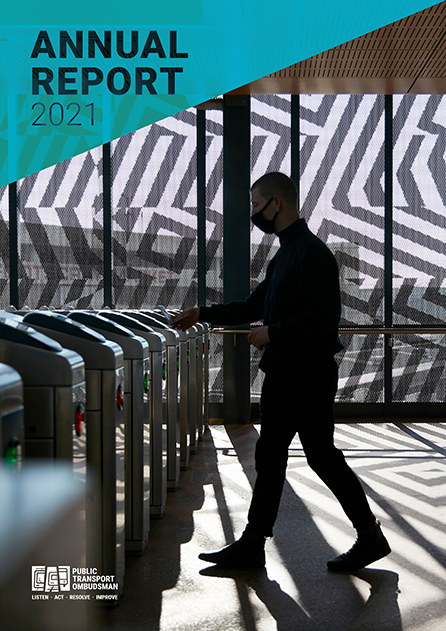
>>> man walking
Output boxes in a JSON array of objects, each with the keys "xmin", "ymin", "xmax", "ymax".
[{"xmin": 171, "ymin": 171, "xmax": 390, "ymax": 572}]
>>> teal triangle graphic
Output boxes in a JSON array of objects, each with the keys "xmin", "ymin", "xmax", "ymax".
[{"xmin": 0, "ymin": 0, "xmax": 441, "ymax": 185}]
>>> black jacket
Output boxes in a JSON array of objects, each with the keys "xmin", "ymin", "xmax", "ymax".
[{"xmin": 200, "ymin": 218, "xmax": 344, "ymax": 374}]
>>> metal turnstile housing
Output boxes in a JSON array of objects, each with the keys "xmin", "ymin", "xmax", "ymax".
[
  {"xmin": 125, "ymin": 311, "xmax": 182, "ymax": 487},
  {"xmin": 185, "ymin": 325, "xmax": 199, "ymax": 454},
  {"xmin": 98, "ymin": 312, "xmax": 167, "ymax": 518},
  {"xmin": 193, "ymin": 322, "xmax": 206, "ymax": 441},
  {"xmin": 68, "ymin": 311, "xmax": 151, "ymax": 555},
  {"xmin": 139, "ymin": 312, "xmax": 192, "ymax": 470},
  {"xmin": 22, "ymin": 311, "xmax": 125, "ymax": 597},
  {"xmin": 0, "ymin": 315, "xmax": 86, "ymax": 468},
  {"xmin": 201, "ymin": 322, "xmax": 210, "ymax": 430},
  {"xmin": 146, "ymin": 310, "xmax": 200, "ymax": 457},
  {"xmin": 0, "ymin": 363, "xmax": 24, "ymax": 472}
]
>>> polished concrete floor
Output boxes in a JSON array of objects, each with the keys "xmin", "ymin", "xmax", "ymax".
[{"xmin": 97, "ymin": 421, "xmax": 446, "ymax": 631}]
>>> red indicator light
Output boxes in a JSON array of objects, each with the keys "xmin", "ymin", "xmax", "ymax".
[
  {"xmin": 117, "ymin": 384, "xmax": 124, "ymax": 410},
  {"xmin": 75, "ymin": 404, "xmax": 85, "ymax": 437}
]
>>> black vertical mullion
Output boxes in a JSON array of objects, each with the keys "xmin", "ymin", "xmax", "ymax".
[
  {"xmin": 8, "ymin": 182, "xmax": 18, "ymax": 308},
  {"xmin": 384, "ymin": 95, "xmax": 393, "ymax": 412},
  {"xmin": 103, "ymin": 142, "xmax": 112, "ymax": 308},
  {"xmin": 197, "ymin": 109, "xmax": 206, "ymax": 306},
  {"xmin": 291, "ymin": 94, "xmax": 300, "ymax": 208},
  {"xmin": 222, "ymin": 94, "xmax": 251, "ymax": 423}
]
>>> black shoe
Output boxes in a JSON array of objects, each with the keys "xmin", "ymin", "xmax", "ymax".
[
  {"xmin": 199, "ymin": 533, "xmax": 266, "ymax": 569},
  {"xmin": 327, "ymin": 521, "xmax": 391, "ymax": 572}
]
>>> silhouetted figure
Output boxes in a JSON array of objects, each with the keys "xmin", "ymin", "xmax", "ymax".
[{"xmin": 172, "ymin": 172, "xmax": 390, "ymax": 572}]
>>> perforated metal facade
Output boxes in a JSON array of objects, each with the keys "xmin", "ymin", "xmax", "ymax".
[{"xmin": 4, "ymin": 93, "xmax": 446, "ymax": 406}]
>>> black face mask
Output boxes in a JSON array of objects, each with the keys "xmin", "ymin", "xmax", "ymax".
[{"xmin": 251, "ymin": 197, "xmax": 278, "ymax": 234}]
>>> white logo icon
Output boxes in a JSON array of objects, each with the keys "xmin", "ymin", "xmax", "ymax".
[{"xmin": 31, "ymin": 566, "xmax": 70, "ymax": 592}]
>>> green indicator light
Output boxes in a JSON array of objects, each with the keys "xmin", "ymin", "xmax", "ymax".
[
  {"xmin": 162, "ymin": 363, "xmax": 166, "ymax": 380},
  {"xmin": 187, "ymin": 351, "xmax": 190, "ymax": 363},
  {"xmin": 177, "ymin": 356, "xmax": 180, "ymax": 371},
  {"xmin": 196, "ymin": 346, "xmax": 198, "ymax": 358},
  {"xmin": 4, "ymin": 439, "xmax": 20, "ymax": 469},
  {"xmin": 144, "ymin": 372, "xmax": 149, "ymax": 393}
]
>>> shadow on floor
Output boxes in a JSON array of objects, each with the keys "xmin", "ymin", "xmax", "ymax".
[
  {"xmin": 222, "ymin": 424, "xmax": 402, "ymax": 631},
  {"xmin": 97, "ymin": 431, "xmax": 221, "ymax": 631},
  {"xmin": 199, "ymin": 566, "xmax": 401, "ymax": 631},
  {"xmin": 97, "ymin": 424, "xmax": 404, "ymax": 631}
]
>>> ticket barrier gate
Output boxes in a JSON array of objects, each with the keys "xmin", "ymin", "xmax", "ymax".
[
  {"xmin": 140, "ymin": 311, "xmax": 190, "ymax": 469},
  {"xmin": 0, "ymin": 316, "xmax": 86, "ymax": 469},
  {"xmin": 135, "ymin": 311, "xmax": 190, "ymax": 471},
  {"xmin": 201, "ymin": 322, "xmax": 210, "ymax": 430},
  {"xmin": 124, "ymin": 311, "xmax": 182, "ymax": 486},
  {"xmin": 193, "ymin": 322, "xmax": 206, "ymax": 441},
  {"xmin": 0, "ymin": 363, "xmax": 24, "ymax": 472},
  {"xmin": 164, "ymin": 310, "xmax": 206, "ymax": 450},
  {"xmin": 166, "ymin": 316, "xmax": 210, "ymax": 439},
  {"xmin": 98, "ymin": 312, "xmax": 167, "ymax": 518},
  {"xmin": 145, "ymin": 311, "xmax": 199, "ymax": 455},
  {"xmin": 22, "ymin": 311, "xmax": 125, "ymax": 596},
  {"xmin": 162, "ymin": 310, "xmax": 210, "ymax": 435},
  {"xmin": 68, "ymin": 311, "xmax": 151, "ymax": 555},
  {"xmin": 180, "ymin": 323, "xmax": 199, "ymax": 454}
]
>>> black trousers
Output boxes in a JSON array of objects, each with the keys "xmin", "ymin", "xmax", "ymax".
[{"xmin": 246, "ymin": 358, "xmax": 375, "ymax": 537}]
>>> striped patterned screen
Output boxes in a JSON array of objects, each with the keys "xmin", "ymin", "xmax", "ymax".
[
  {"xmin": 111, "ymin": 109, "xmax": 198, "ymax": 310},
  {"xmin": 16, "ymin": 150, "xmax": 104, "ymax": 310},
  {"xmin": 250, "ymin": 94, "xmax": 290, "ymax": 401},
  {"xmin": 392, "ymin": 95, "xmax": 446, "ymax": 402},
  {"xmin": 299, "ymin": 94, "xmax": 385, "ymax": 403},
  {"xmin": 205, "ymin": 108, "xmax": 224, "ymax": 403}
]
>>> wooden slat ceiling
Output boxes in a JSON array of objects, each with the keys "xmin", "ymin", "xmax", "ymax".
[{"xmin": 229, "ymin": 1, "xmax": 446, "ymax": 94}]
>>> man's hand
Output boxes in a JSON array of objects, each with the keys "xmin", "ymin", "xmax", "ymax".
[
  {"xmin": 170, "ymin": 307, "xmax": 200, "ymax": 331},
  {"xmin": 247, "ymin": 326, "xmax": 270, "ymax": 350}
]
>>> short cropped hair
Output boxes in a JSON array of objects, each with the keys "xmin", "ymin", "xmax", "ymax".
[{"xmin": 251, "ymin": 172, "xmax": 297, "ymax": 206}]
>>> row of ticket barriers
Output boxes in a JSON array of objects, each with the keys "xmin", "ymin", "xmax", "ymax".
[{"xmin": 0, "ymin": 307, "xmax": 210, "ymax": 608}]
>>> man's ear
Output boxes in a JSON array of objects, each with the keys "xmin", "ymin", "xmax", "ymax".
[{"xmin": 273, "ymin": 195, "xmax": 282, "ymax": 212}]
